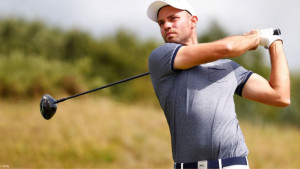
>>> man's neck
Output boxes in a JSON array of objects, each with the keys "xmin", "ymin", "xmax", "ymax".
[{"xmin": 181, "ymin": 33, "xmax": 198, "ymax": 46}]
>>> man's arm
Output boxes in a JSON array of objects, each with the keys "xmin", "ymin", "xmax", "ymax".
[
  {"xmin": 242, "ymin": 41, "xmax": 290, "ymax": 107},
  {"xmin": 174, "ymin": 31, "xmax": 259, "ymax": 70}
]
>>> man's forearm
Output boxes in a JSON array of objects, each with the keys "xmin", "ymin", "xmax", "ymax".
[
  {"xmin": 221, "ymin": 33, "xmax": 259, "ymax": 58},
  {"xmin": 269, "ymin": 41, "xmax": 291, "ymax": 105},
  {"xmin": 174, "ymin": 33, "xmax": 259, "ymax": 70}
]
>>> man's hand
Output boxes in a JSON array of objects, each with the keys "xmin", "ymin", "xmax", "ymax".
[{"xmin": 259, "ymin": 28, "xmax": 282, "ymax": 49}]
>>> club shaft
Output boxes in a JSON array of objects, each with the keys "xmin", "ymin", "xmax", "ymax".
[
  {"xmin": 54, "ymin": 30, "xmax": 281, "ymax": 104},
  {"xmin": 55, "ymin": 72, "xmax": 150, "ymax": 103}
]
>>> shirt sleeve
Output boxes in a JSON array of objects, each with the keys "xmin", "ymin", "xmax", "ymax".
[
  {"xmin": 231, "ymin": 61, "xmax": 253, "ymax": 97},
  {"xmin": 148, "ymin": 43, "xmax": 182, "ymax": 79}
]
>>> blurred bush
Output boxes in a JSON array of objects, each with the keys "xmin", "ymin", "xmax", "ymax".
[
  {"xmin": 0, "ymin": 52, "xmax": 85, "ymax": 99},
  {"xmin": 0, "ymin": 18, "xmax": 157, "ymax": 102},
  {"xmin": 0, "ymin": 18, "xmax": 299, "ymax": 126}
]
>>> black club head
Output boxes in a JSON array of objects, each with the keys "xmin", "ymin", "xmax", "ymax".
[{"xmin": 40, "ymin": 94, "xmax": 57, "ymax": 120}]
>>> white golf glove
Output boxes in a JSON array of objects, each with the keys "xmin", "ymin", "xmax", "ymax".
[{"xmin": 259, "ymin": 28, "xmax": 282, "ymax": 49}]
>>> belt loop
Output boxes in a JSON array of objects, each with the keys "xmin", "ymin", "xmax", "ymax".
[
  {"xmin": 181, "ymin": 163, "xmax": 183, "ymax": 169},
  {"xmin": 218, "ymin": 159, "xmax": 222, "ymax": 169}
]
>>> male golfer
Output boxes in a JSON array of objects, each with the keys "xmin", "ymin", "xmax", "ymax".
[{"xmin": 147, "ymin": 0, "xmax": 290, "ymax": 168}]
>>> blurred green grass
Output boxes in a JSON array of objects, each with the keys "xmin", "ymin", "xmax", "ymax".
[
  {"xmin": 0, "ymin": 97, "xmax": 299, "ymax": 168},
  {"xmin": 0, "ymin": 97, "xmax": 172, "ymax": 168}
]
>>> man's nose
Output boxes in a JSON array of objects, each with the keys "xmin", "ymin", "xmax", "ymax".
[{"xmin": 164, "ymin": 21, "xmax": 172, "ymax": 30}]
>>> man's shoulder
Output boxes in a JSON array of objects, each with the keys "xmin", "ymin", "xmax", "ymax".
[
  {"xmin": 148, "ymin": 43, "xmax": 183, "ymax": 77},
  {"xmin": 151, "ymin": 43, "xmax": 182, "ymax": 55},
  {"xmin": 149, "ymin": 43, "xmax": 182, "ymax": 65}
]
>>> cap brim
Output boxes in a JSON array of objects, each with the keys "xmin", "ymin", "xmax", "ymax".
[{"xmin": 147, "ymin": 1, "xmax": 169, "ymax": 22}]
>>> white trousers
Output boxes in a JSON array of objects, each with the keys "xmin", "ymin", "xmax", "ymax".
[{"xmin": 223, "ymin": 165, "xmax": 250, "ymax": 169}]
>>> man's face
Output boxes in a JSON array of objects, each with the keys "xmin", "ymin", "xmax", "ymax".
[{"xmin": 157, "ymin": 6, "xmax": 193, "ymax": 44}]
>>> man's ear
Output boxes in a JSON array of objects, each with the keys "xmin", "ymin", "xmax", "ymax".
[{"xmin": 190, "ymin": 16, "xmax": 198, "ymax": 29}]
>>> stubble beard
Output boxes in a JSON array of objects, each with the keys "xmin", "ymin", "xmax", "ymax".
[
  {"xmin": 163, "ymin": 25, "xmax": 193, "ymax": 45},
  {"xmin": 164, "ymin": 32, "xmax": 192, "ymax": 45}
]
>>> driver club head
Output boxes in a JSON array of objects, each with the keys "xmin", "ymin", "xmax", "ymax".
[{"xmin": 40, "ymin": 94, "xmax": 57, "ymax": 120}]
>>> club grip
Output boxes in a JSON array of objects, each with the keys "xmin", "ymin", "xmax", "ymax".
[{"xmin": 274, "ymin": 29, "xmax": 281, "ymax": 35}]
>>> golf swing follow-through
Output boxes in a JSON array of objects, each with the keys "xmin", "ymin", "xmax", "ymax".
[{"xmin": 40, "ymin": 0, "xmax": 290, "ymax": 168}]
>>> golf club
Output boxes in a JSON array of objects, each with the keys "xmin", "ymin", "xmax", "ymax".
[
  {"xmin": 40, "ymin": 28, "xmax": 281, "ymax": 120},
  {"xmin": 40, "ymin": 72, "xmax": 150, "ymax": 120}
]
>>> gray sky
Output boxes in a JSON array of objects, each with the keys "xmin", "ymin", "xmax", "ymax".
[{"xmin": 0, "ymin": 0, "xmax": 299, "ymax": 70}]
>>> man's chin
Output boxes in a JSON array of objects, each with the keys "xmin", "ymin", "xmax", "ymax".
[{"xmin": 165, "ymin": 38, "xmax": 180, "ymax": 44}]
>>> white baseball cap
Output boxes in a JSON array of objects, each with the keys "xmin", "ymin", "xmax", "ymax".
[{"xmin": 147, "ymin": 0, "xmax": 196, "ymax": 22}]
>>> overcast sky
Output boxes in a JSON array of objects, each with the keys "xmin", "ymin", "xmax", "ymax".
[{"xmin": 0, "ymin": 0, "xmax": 299, "ymax": 70}]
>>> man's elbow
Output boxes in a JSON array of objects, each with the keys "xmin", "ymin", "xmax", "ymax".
[
  {"xmin": 280, "ymin": 98, "xmax": 291, "ymax": 107},
  {"xmin": 274, "ymin": 97, "xmax": 291, "ymax": 107}
]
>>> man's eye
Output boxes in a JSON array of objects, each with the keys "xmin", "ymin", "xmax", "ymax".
[{"xmin": 171, "ymin": 17, "xmax": 178, "ymax": 20}]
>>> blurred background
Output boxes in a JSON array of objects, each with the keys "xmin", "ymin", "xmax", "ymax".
[{"xmin": 0, "ymin": 0, "xmax": 299, "ymax": 168}]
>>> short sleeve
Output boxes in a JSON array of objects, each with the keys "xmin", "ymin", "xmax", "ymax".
[
  {"xmin": 231, "ymin": 61, "xmax": 253, "ymax": 97},
  {"xmin": 148, "ymin": 43, "xmax": 182, "ymax": 79}
]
